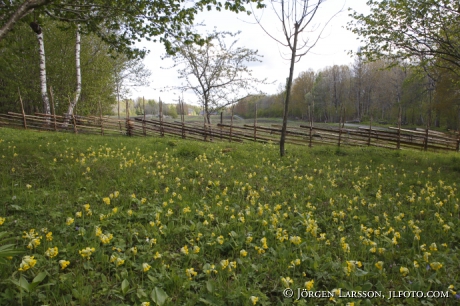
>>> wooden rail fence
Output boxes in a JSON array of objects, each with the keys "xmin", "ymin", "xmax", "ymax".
[{"xmin": 0, "ymin": 112, "xmax": 459, "ymax": 153}]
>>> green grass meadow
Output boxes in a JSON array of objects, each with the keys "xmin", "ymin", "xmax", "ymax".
[{"xmin": 0, "ymin": 127, "xmax": 459, "ymax": 306}]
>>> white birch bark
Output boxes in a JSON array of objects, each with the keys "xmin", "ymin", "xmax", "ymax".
[
  {"xmin": 32, "ymin": 24, "xmax": 51, "ymax": 115},
  {"xmin": 66, "ymin": 25, "xmax": 81, "ymax": 116}
]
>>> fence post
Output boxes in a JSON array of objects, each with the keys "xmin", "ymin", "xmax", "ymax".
[
  {"xmin": 18, "ymin": 88, "xmax": 27, "ymax": 129},
  {"xmin": 50, "ymin": 87, "xmax": 57, "ymax": 131},
  {"xmin": 180, "ymin": 97, "xmax": 185, "ymax": 139},
  {"xmin": 456, "ymin": 131, "xmax": 460, "ymax": 152},
  {"xmin": 72, "ymin": 114, "xmax": 78, "ymax": 134},
  {"xmin": 99, "ymin": 100, "xmax": 104, "ymax": 136},
  {"xmin": 368, "ymin": 116, "xmax": 372, "ymax": 146},
  {"xmin": 143, "ymin": 96, "xmax": 146, "ymax": 136},
  {"xmin": 254, "ymin": 102, "xmax": 257, "ymax": 142},
  {"xmin": 159, "ymin": 97, "xmax": 164, "ymax": 137},
  {"xmin": 397, "ymin": 105, "xmax": 401, "ymax": 149},
  {"xmin": 338, "ymin": 107, "xmax": 343, "ymax": 147},
  {"xmin": 230, "ymin": 105, "xmax": 234, "ymax": 142},
  {"xmin": 309, "ymin": 104, "xmax": 312, "ymax": 148}
]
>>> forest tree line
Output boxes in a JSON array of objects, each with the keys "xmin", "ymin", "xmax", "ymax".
[{"xmin": 232, "ymin": 55, "xmax": 460, "ymax": 131}]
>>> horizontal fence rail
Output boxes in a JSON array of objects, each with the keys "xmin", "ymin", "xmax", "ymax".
[{"xmin": 0, "ymin": 112, "xmax": 459, "ymax": 153}]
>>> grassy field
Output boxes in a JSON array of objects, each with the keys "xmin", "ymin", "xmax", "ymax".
[{"xmin": 0, "ymin": 127, "xmax": 459, "ymax": 306}]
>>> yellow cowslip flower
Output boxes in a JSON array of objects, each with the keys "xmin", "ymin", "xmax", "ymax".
[
  {"xmin": 246, "ymin": 236, "xmax": 253, "ymax": 244},
  {"xmin": 142, "ymin": 263, "xmax": 151, "ymax": 272},
  {"xmin": 26, "ymin": 184, "xmax": 32, "ymax": 189},
  {"xmin": 305, "ymin": 279, "xmax": 314, "ymax": 290},
  {"xmin": 99, "ymin": 233, "xmax": 113, "ymax": 244},
  {"xmin": 430, "ymin": 262, "xmax": 443, "ymax": 271},
  {"xmin": 185, "ymin": 267, "xmax": 197, "ymax": 280},
  {"xmin": 79, "ymin": 247, "xmax": 96, "ymax": 260},
  {"xmin": 375, "ymin": 261, "xmax": 384, "ymax": 270},
  {"xmin": 66, "ymin": 217, "xmax": 74, "ymax": 226},
  {"xmin": 423, "ymin": 252, "xmax": 431, "ymax": 262},
  {"xmin": 141, "ymin": 302, "xmax": 150, "ymax": 306},
  {"xmin": 153, "ymin": 252, "xmax": 161, "ymax": 259},
  {"xmin": 18, "ymin": 255, "xmax": 37, "ymax": 271},
  {"xmin": 103, "ymin": 197, "xmax": 111, "ymax": 205},
  {"xmin": 261, "ymin": 237, "xmax": 268, "ymax": 249},
  {"xmin": 192, "ymin": 246, "xmax": 200, "ymax": 254},
  {"xmin": 240, "ymin": 249, "xmax": 248, "ymax": 257},
  {"xmin": 217, "ymin": 235, "xmax": 224, "ymax": 245},
  {"xmin": 59, "ymin": 260, "xmax": 70, "ymax": 270},
  {"xmin": 183, "ymin": 206, "xmax": 191, "ymax": 214},
  {"xmin": 0, "ymin": 217, "xmax": 5, "ymax": 225},
  {"xmin": 130, "ymin": 246, "xmax": 138, "ymax": 255},
  {"xmin": 27, "ymin": 237, "xmax": 41, "ymax": 249},
  {"xmin": 112, "ymin": 207, "xmax": 118, "ymax": 214},
  {"xmin": 289, "ymin": 236, "xmax": 302, "ymax": 245},
  {"xmin": 131, "ymin": 193, "xmax": 136, "ymax": 199},
  {"xmin": 115, "ymin": 257, "xmax": 125, "ymax": 267},
  {"xmin": 114, "ymin": 191, "xmax": 120, "ymax": 198},
  {"xmin": 127, "ymin": 209, "xmax": 133, "ymax": 216},
  {"xmin": 46, "ymin": 232, "xmax": 53, "ymax": 241},
  {"xmin": 413, "ymin": 261, "xmax": 419, "ymax": 268},
  {"xmin": 45, "ymin": 247, "xmax": 58, "ymax": 258},
  {"xmin": 75, "ymin": 211, "xmax": 82, "ymax": 218},
  {"xmin": 141, "ymin": 198, "xmax": 147, "ymax": 204},
  {"xmin": 429, "ymin": 243, "xmax": 437, "ymax": 251},
  {"xmin": 180, "ymin": 245, "xmax": 189, "ymax": 255},
  {"xmin": 95, "ymin": 226, "xmax": 102, "ymax": 237},
  {"xmin": 220, "ymin": 259, "xmax": 229, "ymax": 270},
  {"xmin": 83, "ymin": 204, "xmax": 90, "ymax": 211},
  {"xmin": 250, "ymin": 296, "xmax": 259, "ymax": 305},
  {"xmin": 400, "ymin": 266, "xmax": 409, "ymax": 276},
  {"xmin": 281, "ymin": 276, "xmax": 293, "ymax": 288}
]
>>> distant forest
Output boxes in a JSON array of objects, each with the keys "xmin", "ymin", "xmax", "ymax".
[{"xmin": 231, "ymin": 58, "xmax": 460, "ymax": 130}]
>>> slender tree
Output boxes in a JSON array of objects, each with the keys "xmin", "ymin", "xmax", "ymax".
[
  {"xmin": 253, "ymin": 0, "xmax": 340, "ymax": 156},
  {"xmin": 165, "ymin": 30, "xmax": 266, "ymax": 124},
  {"xmin": 29, "ymin": 20, "xmax": 50, "ymax": 115}
]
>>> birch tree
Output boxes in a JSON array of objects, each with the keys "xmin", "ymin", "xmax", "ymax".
[
  {"xmin": 65, "ymin": 24, "xmax": 81, "ymax": 117},
  {"xmin": 29, "ymin": 20, "xmax": 50, "ymax": 115}
]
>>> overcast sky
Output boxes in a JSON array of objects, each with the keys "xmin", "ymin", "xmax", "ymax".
[{"xmin": 131, "ymin": 0, "xmax": 370, "ymax": 105}]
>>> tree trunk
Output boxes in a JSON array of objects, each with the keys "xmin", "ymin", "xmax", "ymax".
[
  {"xmin": 66, "ymin": 25, "xmax": 81, "ymax": 117},
  {"xmin": 30, "ymin": 21, "xmax": 50, "ymax": 115},
  {"xmin": 280, "ymin": 23, "xmax": 299, "ymax": 157}
]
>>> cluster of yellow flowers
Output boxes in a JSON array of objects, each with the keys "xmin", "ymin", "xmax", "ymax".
[
  {"xmin": 110, "ymin": 254, "xmax": 125, "ymax": 267},
  {"xmin": 22, "ymin": 229, "xmax": 42, "ymax": 250},
  {"xmin": 79, "ymin": 247, "xmax": 96, "ymax": 260},
  {"xmin": 18, "ymin": 255, "xmax": 37, "ymax": 272}
]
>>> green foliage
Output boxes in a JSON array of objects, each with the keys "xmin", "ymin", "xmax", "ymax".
[
  {"xmin": 0, "ymin": 128, "xmax": 459, "ymax": 305},
  {"xmin": 0, "ymin": 20, "xmax": 116, "ymax": 115},
  {"xmin": 1, "ymin": 0, "xmax": 266, "ymax": 59}
]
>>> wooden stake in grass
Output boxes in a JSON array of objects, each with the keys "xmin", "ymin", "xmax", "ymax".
[
  {"xmin": 159, "ymin": 97, "xmax": 164, "ymax": 137},
  {"xmin": 230, "ymin": 104, "xmax": 234, "ymax": 143},
  {"xmin": 180, "ymin": 97, "xmax": 185, "ymax": 139},
  {"xmin": 99, "ymin": 100, "xmax": 104, "ymax": 136},
  {"xmin": 254, "ymin": 101, "xmax": 257, "ymax": 142},
  {"xmin": 18, "ymin": 87, "xmax": 27, "ymax": 129},
  {"xmin": 309, "ymin": 103, "xmax": 313, "ymax": 148},
  {"xmin": 72, "ymin": 114, "xmax": 78, "ymax": 134},
  {"xmin": 368, "ymin": 116, "xmax": 372, "ymax": 146},
  {"xmin": 338, "ymin": 106, "xmax": 343, "ymax": 147},
  {"xmin": 50, "ymin": 87, "xmax": 57, "ymax": 131},
  {"xmin": 397, "ymin": 105, "xmax": 401, "ymax": 149},
  {"xmin": 143, "ymin": 96, "xmax": 146, "ymax": 136}
]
